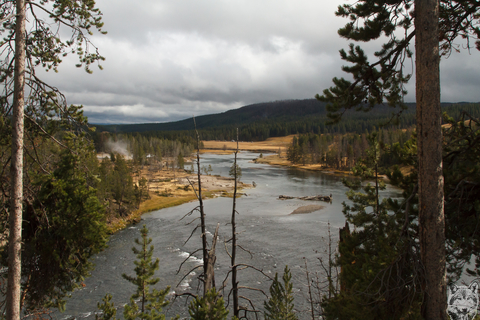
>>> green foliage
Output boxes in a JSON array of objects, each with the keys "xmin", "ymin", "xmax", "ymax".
[
  {"xmin": 264, "ymin": 266, "xmax": 297, "ymax": 320},
  {"xmin": 93, "ymin": 132, "xmax": 192, "ymax": 164},
  {"xmin": 97, "ymin": 154, "xmax": 137, "ymax": 217},
  {"xmin": 188, "ymin": 288, "xmax": 229, "ymax": 320},
  {"xmin": 0, "ymin": 135, "xmax": 108, "ymax": 311},
  {"xmin": 317, "ymin": 0, "xmax": 480, "ymax": 123},
  {"xmin": 1, "ymin": 0, "xmax": 107, "ymax": 313},
  {"xmin": 201, "ymin": 164, "xmax": 213, "ymax": 176},
  {"xmin": 96, "ymin": 294, "xmax": 117, "ymax": 320},
  {"xmin": 286, "ymin": 129, "xmax": 414, "ymax": 169},
  {"xmin": 323, "ymin": 113, "xmax": 480, "ymax": 318},
  {"xmin": 177, "ymin": 153, "xmax": 185, "ymax": 169},
  {"xmin": 322, "ymin": 133, "xmax": 422, "ymax": 319},
  {"xmin": 122, "ymin": 225, "xmax": 172, "ymax": 320},
  {"xmin": 442, "ymin": 113, "xmax": 480, "ymax": 279},
  {"xmin": 228, "ymin": 163, "xmax": 242, "ymax": 181}
]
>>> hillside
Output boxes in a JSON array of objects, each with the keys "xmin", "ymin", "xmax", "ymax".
[
  {"xmin": 94, "ymin": 99, "xmax": 326, "ymax": 133},
  {"xmin": 92, "ymin": 100, "xmax": 480, "ymax": 141}
]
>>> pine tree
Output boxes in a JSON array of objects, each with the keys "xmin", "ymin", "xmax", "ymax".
[
  {"xmin": 316, "ymin": 2, "xmax": 480, "ymax": 317},
  {"xmin": 2, "ymin": 0, "xmax": 106, "ymax": 316},
  {"xmin": 228, "ymin": 163, "xmax": 242, "ymax": 181},
  {"xmin": 122, "ymin": 225, "xmax": 172, "ymax": 320},
  {"xmin": 188, "ymin": 288, "xmax": 228, "ymax": 320},
  {"xmin": 96, "ymin": 294, "xmax": 117, "ymax": 320},
  {"xmin": 1, "ymin": 135, "xmax": 109, "ymax": 312},
  {"xmin": 177, "ymin": 153, "xmax": 185, "ymax": 170},
  {"xmin": 321, "ymin": 133, "xmax": 423, "ymax": 319},
  {"xmin": 264, "ymin": 266, "xmax": 297, "ymax": 320}
]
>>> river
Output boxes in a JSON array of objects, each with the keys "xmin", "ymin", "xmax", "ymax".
[{"xmin": 57, "ymin": 152, "xmax": 401, "ymax": 319}]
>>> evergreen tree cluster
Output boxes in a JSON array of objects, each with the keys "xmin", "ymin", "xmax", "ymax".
[
  {"xmin": 97, "ymin": 226, "xmax": 300, "ymax": 320},
  {"xmin": 96, "ymin": 154, "xmax": 148, "ymax": 218},
  {"xmin": 0, "ymin": 132, "xmax": 109, "ymax": 312},
  {"xmin": 264, "ymin": 266, "xmax": 298, "ymax": 320},
  {"xmin": 287, "ymin": 127, "xmax": 414, "ymax": 169},
  {"xmin": 321, "ymin": 112, "xmax": 480, "ymax": 319},
  {"xmin": 93, "ymin": 132, "xmax": 194, "ymax": 167},
  {"xmin": 94, "ymin": 103, "xmax": 480, "ymax": 143}
]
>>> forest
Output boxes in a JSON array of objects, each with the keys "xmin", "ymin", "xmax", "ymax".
[
  {"xmin": 2, "ymin": 0, "xmax": 480, "ymax": 318},
  {"xmin": 94, "ymin": 102, "xmax": 480, "ymax": 142}
]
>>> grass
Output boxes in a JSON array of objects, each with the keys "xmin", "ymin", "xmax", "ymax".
[
  {"xmin": 106, "ymin": 191, "xmax": 219, "ymax": 234},
  {"xmin": 201, "ymin": 135, "xmax": 294, "ymax": 153}
]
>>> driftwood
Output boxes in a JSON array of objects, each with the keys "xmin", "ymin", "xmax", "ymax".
[{"xmin": 278, "ymin": 194, "xmax": 332, "ymax": 202}]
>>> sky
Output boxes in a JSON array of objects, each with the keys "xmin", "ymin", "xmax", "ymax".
[{"xmin": 39, "ymin": 0, "xmax": 480, "ymax": 124}]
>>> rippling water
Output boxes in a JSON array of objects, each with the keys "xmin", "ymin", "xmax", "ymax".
[{"xmin": 56, "ymin": 152, "xmax": 401, "ymax": 319}]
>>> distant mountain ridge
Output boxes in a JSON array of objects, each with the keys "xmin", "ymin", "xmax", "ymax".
[{"xmin": 93, "ymin": 99, "xmax": 477, "ymax": 134}]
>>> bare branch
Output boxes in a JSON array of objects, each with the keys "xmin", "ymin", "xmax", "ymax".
[
  {"xmin": 182, "ymin": 225, "xmax": 200, "ymax": 247},
  {"xmin": 175, "ymin": 265, "xmax": 203, "ymax": 288},
  {"xmin": 176, "ymin": 249, "xmax": 203, "ymax": 275}
]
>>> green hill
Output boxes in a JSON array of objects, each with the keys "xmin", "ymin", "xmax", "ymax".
[
  {"xmin": 91, "ymin": 99, "xmax": 480, "ymax": 141},
  {"xmin": 94, "ymin": 99, "xmax": 326, "ymax": 133}
]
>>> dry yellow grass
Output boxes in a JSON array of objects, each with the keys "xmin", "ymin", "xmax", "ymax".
[
  {"xmin": 202, "ymin": 135, "xmax": 295, "ymax": 153},
  {"xmin": 106, "ymin": 190, "xmax": 221, "ymax": 233},
  {"xmin": 105, "ymin": 159, "xmax": 252, "ymax": 232},
  {"xmin": 254, "ymin": 154, "xmax": 352, "ymax": 175}
]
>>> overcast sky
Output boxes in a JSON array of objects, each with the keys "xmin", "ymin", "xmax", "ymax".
[{"xmin": 40, "ymin": 0, "xmax": 480, "ymax": 124}]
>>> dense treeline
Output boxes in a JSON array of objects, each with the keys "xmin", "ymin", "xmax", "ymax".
[
  {"xmin": 320, "ymin": 112, "xmax": 480, "ymax": 319},
  {"xmin": 0, "ymin": 130, "xmax": 110, "ymax": 311},
  {"xmin": 94, "ymin": 103, "xmax": 480, "ymax": 143},
  {"xmin": 286, "ymin": 127, "xmax": 415, "ymax": 169},
  {"xmin": 97, "ymin": 154, "xmax": 149, "ymax": 218},
  {"xmin": 93, "ymin": 132, "xmax": 195, "ymax": 166}
]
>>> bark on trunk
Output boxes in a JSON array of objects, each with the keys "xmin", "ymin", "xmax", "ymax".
[
  {"xmin": 415, "ymin": 1, "xmax": 447, "ymax": 318},
  {"xmin": 231, "ymin": 129, "xmax": 239, "ymax": 318},
  {"xmin": 7, "ymin": 0, "xmax": 26, "ymax": 318},
  {"xmin": 193, "ymin": 118, "xmax": 210, "ymax": 296}
]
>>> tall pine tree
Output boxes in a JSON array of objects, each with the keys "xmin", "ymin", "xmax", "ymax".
[
  {"xmin": 122, "ymin": 225, "xmax": 172, "ymax": 320},
  {"xmin": 317, "ymin": 2, "xmax": 480, "ymax": 317},
  {"xmin": 264, "ymin": 265, "xmax": 297, "ymax": 320}
]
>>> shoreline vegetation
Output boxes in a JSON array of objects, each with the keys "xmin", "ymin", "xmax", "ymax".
[
  {"xmin": 202, "ymin": 135, "xmax": 353, "ymax": 175},
  {"xmin": 107, "ymin": 166, "xmax": 252, "ymax": 233},
  {"xmin": 107, "ymin": 134, "xmax": 389, "ymax": 233}
]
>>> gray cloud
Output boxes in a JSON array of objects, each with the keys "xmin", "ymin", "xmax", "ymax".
[{"xmin": 35, "ymin": 0, "xmax": 480, "ymax": 124}]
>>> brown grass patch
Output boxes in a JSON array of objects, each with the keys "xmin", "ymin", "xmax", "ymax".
[{"xmin": 202, "ymin": 135, "xmax": 295, "ymax": 153}]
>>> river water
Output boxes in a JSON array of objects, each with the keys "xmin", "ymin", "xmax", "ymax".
[{"xmin": 57, "ymin": 152, "xmax": 401, "ymax": 319}]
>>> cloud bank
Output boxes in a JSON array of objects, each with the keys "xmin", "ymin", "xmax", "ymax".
[{"xmin": 38, "ymin": 0, "xmax": 480, "ymax": 124}]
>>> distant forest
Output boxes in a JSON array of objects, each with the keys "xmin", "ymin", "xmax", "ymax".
[{"xmin": 92, "ymin": 100, "xmax": 480, "ymax": 143}]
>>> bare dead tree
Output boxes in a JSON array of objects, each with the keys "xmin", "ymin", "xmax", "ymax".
[
  {"xmin": 231, "ymin": 128, "xmax": 240, "ymax": 317},
  {"xmin": 220, "ymin": 131, "xmax": 272, "ymax": 319},
  {"xmin": 176, "ymin": 117, "xmax": 215, "ymax": 298},
  {"xmin": 205, "ymin": 224, "xmax": 220, "ymax": 293},
  {"xmin": 304, "ymin": 258, "xmax": 315, "ymax": 320},
  {"xmin": 193, "ymin": 117, "xmax": 211, "ymax": 294},
  {"xmin": 306, "ymin": 222, "xmax": 339, "ymax": 318}
]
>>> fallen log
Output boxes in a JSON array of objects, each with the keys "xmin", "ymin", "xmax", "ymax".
[{"xmin": 279, "ymin": 194, "xmax": 332, "ymax": 202}]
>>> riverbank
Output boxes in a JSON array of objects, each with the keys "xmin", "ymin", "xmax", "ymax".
[
  {"xmin": 253, "ymin": 153, "xmax": 353, "ymax": 175},
  {"xmin": 107, "ymin": 166, "xmax": 251, "ymax": 233},
  {"xmin": 201, "ymin": 135, "xmax": 293, "ymax": 154},
  {"xmin": 201, "ymin": 136, "xmax": 354, "ymax": 175}
]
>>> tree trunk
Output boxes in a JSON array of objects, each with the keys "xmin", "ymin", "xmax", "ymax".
[
  {"xmin": 193, "ymin": 117, "xmax": 210, "ymax": 295},
  {"xmin": 415, "ymin": 1, "xmax": 447, "ymax": 318},
  {"xmin": 231, "ymin": 129, "xmax": 239, "ymax": 318},
  {"xmin": 7, "ymin": 0, "xmax": 26, "ymax": 318}
]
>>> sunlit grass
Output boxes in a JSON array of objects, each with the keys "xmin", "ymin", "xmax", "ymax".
[{"xmin": 106, "ymin": 191, "xmax": 219, "ymax": 234}]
